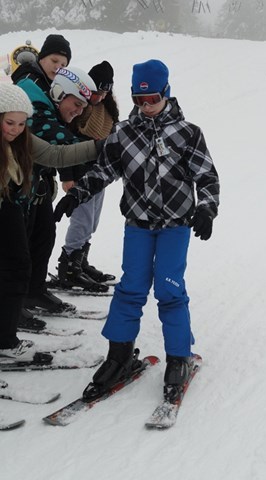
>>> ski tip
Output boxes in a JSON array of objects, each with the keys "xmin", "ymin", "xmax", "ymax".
[
  {"xmin": 0, "ymin": 419, "xmax": 26, "ymax": 430},
  {"xmin": 43, "ymin": 411, "xmax": 71, "ymax": 427},
  {"xmin": 145, "ymin": 422, "xmax": 170, "ymax": 430},
  {"xmin": 42, "ymin": 416, "xmax": 62, "ymax": 427},
  {"xmin": 45, "ymin": 393, "xmax": 61, "ymax": 404}
]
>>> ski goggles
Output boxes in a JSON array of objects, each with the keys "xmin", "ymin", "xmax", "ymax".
[
  {"xmin": 132, "ymin": 83, "xmax": 169, "ymax": 107},
  {"xmin": 132, "ymin": 92, "xmax": 163, "ymax": 107}
]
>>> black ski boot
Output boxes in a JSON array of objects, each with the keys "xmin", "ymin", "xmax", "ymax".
[
  {"xmin": 83, "ymin": 341, "xmax": 135, "ymax": 400},
  {"xmin": 163, "ymin": 355, "xmax": 192, "ymax": 403},
  {"xmin": 24, "ymin": 289, "xmax": 76, "ymax": 314},
  {"xmin": 81, "ymin": 242, "xmax": 116, "ymax": 283},
  {"xmin": 58, "ymin": 247, "xmax": 109, "ymax": 293},
  {"xmin": 18, "ymin": 308, "xmax": 46, "ymax": 332}
]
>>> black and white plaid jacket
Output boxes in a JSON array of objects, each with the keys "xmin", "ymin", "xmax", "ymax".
[{"xmin": 70, "ymin": 98, "xmax": 220, "ymax": 226}]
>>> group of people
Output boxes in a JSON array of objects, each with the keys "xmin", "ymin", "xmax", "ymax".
[
  {"xmin": 12, "ymin": 35, "xmax": 119, "ymax": 313},
  {"xmin": 0, "ymin": 33, "xmax": 119, "ymax": 357},
  {"xmin": 0, "ymin": 33, "xmax": 220, "ymax": 401}
]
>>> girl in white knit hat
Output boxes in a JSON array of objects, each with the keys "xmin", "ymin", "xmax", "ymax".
[{"xmin": 0, "ymin": 82, "xmax": 98, "ymax": 362}]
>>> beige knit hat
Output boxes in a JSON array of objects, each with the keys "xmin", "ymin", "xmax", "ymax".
[{"xmin": 0, "ymin": 83, "xmax": 33, "ymax": 117}]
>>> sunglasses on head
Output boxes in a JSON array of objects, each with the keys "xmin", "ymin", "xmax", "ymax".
[
  {"xmin": 98, "ymin": 82, "xmax": 113, "ymax": 92},
  {"xmin": 90, "ymin": 91, "xmax": 106, "ymax": 105},
  {"xmin": 132, "ymin": 83, "xmax": 169, "ymax": 107}
]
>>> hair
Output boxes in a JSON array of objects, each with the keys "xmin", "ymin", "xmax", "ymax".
[
  {"xmin": 70, "ymin": 91, "xmax": 119, "ymax": 134},
  {"xmin": 102, "ymin": 92, "xmax": 119, "ymax": 123},
  {"xmin": 0, "ymin": 113, "xmax": 33, "ymax": 198}
]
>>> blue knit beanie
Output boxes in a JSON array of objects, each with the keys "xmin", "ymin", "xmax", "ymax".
[{"xmin": 131, "ymin": 59, "xmax": 170, "ymax": 97}]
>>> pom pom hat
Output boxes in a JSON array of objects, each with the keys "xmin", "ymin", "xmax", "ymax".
[
  {"xmin": 88, "ymin": 61, "xmax": 114, "ymax": 91},
  {"xmin": 38, "ymin": 34, "xmax": 72, "ymax": 66},
  {"xmin": 131, "ymin": 59, "xmax": 170, "ymax": 97},
  {"xmin": 0, "ymin": 83, "xmax": 33, "ymax": 117}
]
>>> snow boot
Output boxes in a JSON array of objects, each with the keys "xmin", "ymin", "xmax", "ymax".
[
  {"xmin": 24, "ymin": 289, "xmax": 76, "ymax": 314},
  {"xmin": 18, "ymin": 308, "xmax": 46, "ymax": 331},
  {"xmin": 0, "ymin": 339, "xmax": 37, "ymax": 362},
  {"xmin": 83, "ymin": 341, "xmax": 135, "ymax": 399},
  {"xmin": 58, "ymin": 247, "xmax": 109, "ymax": 293},
  {"xmin": 81, "ymin": 242, "xmax": 116, "ymax": 283},
  {"xmin": 0, "ymin": 339, "xmax": 52, "ymax": 364},
  {"xmin": 163, "ymin": 355, "xmax": 192, "ymax": 403}
]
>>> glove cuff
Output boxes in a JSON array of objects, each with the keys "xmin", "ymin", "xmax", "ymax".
[{"xmin": 197, "ymin": 205, "xmax": 216, "ymax": 219}]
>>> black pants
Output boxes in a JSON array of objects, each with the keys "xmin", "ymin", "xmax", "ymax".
[
  {"xmin": 0, "ymin": 200, "xmax": 31, "ymax": 348},
  {"xmin": 26, "ymin": 183, "xmax": 56, "ymax": 295}
]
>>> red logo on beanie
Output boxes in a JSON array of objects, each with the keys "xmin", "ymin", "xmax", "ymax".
[{"xmin": 140, "ymin": 82, "xmax": 148, "ymax": 90}]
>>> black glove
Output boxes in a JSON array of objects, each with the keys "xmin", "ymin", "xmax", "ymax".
[
  {"xmin": 189, "ymin": 208, "xmax": 213, "ymax": 241},
  {"xmin": 54, "ymin": 195, "xmax": 79, "ymax": 222}
]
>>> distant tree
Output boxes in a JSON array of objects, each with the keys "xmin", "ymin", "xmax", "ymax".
[
  {"xmin": 216, "ymin": 0, "xmax": 266, "ymax": 40},
  {"xmin": 0, "ymin": 0, "xmax": 202, "ymax": 36}
]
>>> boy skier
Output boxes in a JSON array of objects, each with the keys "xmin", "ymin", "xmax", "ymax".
[{"xmin": 54, "ymin": 59, "xmax": 220, "ymax": 401}]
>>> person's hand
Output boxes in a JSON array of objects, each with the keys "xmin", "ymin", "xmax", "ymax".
[
  {"xmin": 54, "ymin": 195, "xmax": 78, "ymax": 222},
  {"xmin": 62, "ymin": 180, "xmax": 75, "ymax": 193},
  {"xmin": 189, "ymin": 208, "xmax": 213, "ymax": 241}
]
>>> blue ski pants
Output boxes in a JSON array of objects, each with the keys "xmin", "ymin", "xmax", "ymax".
[{"xmin": 102, "ymin": 224, "xmax": 194, "ymax": 357}]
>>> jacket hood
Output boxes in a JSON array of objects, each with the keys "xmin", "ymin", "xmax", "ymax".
[{"xmin": 11, "ymin": 61, "xmax": 51, "ymax": 87}]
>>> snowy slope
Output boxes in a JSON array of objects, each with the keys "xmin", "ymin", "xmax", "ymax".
[{"xmin": 0, "ymin": 28, "xmax": 266, "ymax": 480}]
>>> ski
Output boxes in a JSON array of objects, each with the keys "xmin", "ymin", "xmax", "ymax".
[
  {"xmin": 18, "ymin": 325, "xmax": 84, "ymax": 336},
  {"xmin": 47, "ymin": 286, "xmax": 114, "ymax": 297},
  {"xmin": 0, "ymin": 419, "xmax": 25, "ymax": 430},
  {"xmin": 43, "ymin": 354, "xmax": 160, "ymax": 426},
  {"xmin": 46, "ymin": 273, "xmax": 114, "ymax": 297},
  {"xmin": 144, "ymin": 353, "xmax": 202, "ymax": 430},
  {"xmin": 48, "ymin": 271, "xmax": 116, "ymax": 287},
  {"xmin": 0, "ymin": 380, "xmax": 61, "ymax": 404},
  {"xmin": 0, "ymin": 354, "xmax": 104, "ymax": 372},
  {"xmin": 28, "ymin": 308, "xmax": 108, "ymax": 321}
]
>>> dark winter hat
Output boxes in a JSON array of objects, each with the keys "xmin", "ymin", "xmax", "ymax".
[
  {"xmin": 132, "ymin": 59, "xmax": 170, "ymax": 97},
  {"xmin": 38, "ymin": 34, "xmax": 72, "ymax": 66},
  {"xmin": 88, "ymin": 61, "xmax": 114, "ymax": 91}
]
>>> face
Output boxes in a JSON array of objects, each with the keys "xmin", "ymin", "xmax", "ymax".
[
  {"xmin": 39, "ymin": 54, "xmax": 68, "ymax": 81},
  {"xmin": 1, "ymin": 112, "xmax": 27, "ymax": 142},
  {"xmin": 138, "ymin": 98, "xmax": 167, "ymax": 118},
  {"xmin": 58, "ymin": 94, "xmax": 87, "ymax": 123}
]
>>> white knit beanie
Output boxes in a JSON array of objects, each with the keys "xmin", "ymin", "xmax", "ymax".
[{"xmin": 0, "ymin": 83, "xmax": 33, "ymax": 117}]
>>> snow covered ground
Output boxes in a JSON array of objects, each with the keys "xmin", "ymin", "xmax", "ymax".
[{"xmin": 0, "ymin": 27, "xmax": 266, "ymax": 480}]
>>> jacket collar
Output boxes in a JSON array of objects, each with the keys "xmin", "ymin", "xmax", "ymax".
[{"xmin": 129, "ymin": 97, "xmax": 185, "ymax": 129}]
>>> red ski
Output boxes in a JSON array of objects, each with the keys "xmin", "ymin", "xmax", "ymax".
[
  {"xmin": 145, "ymin": 353, "xmax": 202, "ymax": 429},
  {"xmin": 43, "ymin": 354, "xmax": 160, "ymax": 426}
]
